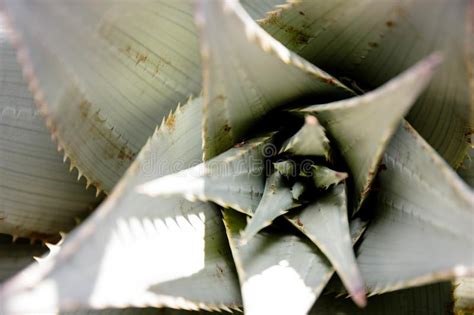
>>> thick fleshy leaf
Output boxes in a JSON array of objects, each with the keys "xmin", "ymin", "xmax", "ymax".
[
  {"xmin": 0, "ymin": 98, "xmax": 242, "ymax": 314},
  {"xmin": 0, "ymin": 234, "xmax": 46, "ymax": 282},
  {"xmin": 300, "ymin": 54, "xmax": 440, "ymax": 210},
  {"xmin": 355, "ymin": 122, "xmax": 474, "ymax": 294},
  {"xmin": 0, "ymin": 21, "xmax": 99, "ymax": 239},
  {"xmin": 240, "ymin": 171, "xmax": 299, "ymax": 244},
  {"xmin": 280, "ymin": 115, "xmax": 330, "ymax": 159},
  {"xmin": 286, "ymin": 184, "xmax": 366, "ymax": 307},
  {"xmin": 196, "ymin": 0, "xmax": 354, "ymax": 159},
  {"xmin": 223, "ymin": 209, "xmax": 332, "ymax": 315},
  {"xmin": 310, "ymin": 282, "xmax": 453, "ymax": 315},
  {"xmin": 223, "ymin": 210, "xmax": 368, "ymax": 315},
  {"xmin": 261, "ymin": 0, "xmax": 473, "ymax": 167},
  {"xmin": 2, "ymin": 0, "xmax": 202, "ymax": 192},
  {"xmin": 138, "ymin": 135, "xmax": 275, "ymax": 215},
  {"xmin": 310, "ymin": 165, "xmax": 348, "ymax": 190}
]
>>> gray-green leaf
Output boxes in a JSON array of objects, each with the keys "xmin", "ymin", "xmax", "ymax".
[
  {"xmin": 311, "ymin": 165, "xmax": 348, "ymax": 190},
  {"xmin": 3, "ymin": 0, "xmax": 202, "ymax": 192},
  {"xmin": 261, "ymin": 0, "xmax": 472, "ymax": 167},
  {"xmin": 0, "ymin": 98, "xmax": 241, "ymax": 313},
  {"xmin": 138, "ymin": 134, "xmax": 274, "ymax": 215},
  {"xmin": 300, "ymin": 54, "xmax": 440, "ymax": 211},
  {"xmin": 241, "ymin": 171, "xmax": 299, "ymax": 244},
  {"xmin": 197, "ymin": 0, "xmax": 353, "ymax": 160},
  {"xmin": 223, "ymin": 209, "xmax": 332, "ymax": 315},
  {"xmin": 355, "ymin": 122, "xmax": 474, "ymax": 294},
  {"xmin": 286, "ymin": 184, "xmax": 366, "ymax": 307},
  {"xmin": 280, "ymin": 115, "xmax": 330, "ymax": 159},
  {"xmin": 0, "ymin": 25, "xmax": 99, "ymax": 239}
]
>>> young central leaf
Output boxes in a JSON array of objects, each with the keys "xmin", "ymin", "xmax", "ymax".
[
  {"xmin": 280, "ymin": 115, "xmax": 331, "ymax": 159},
  {"xmin": 241, "ymin": 171, "xmax": 300, "ymax": 244}
]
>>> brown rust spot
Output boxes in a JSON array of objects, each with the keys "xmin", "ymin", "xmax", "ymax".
[
  {"xmin": 117, "ymin": 144, "xmax": 136, "ymax": 161},
  {"xmin": 79, "ymin": 101, "xmax": 91, "ymax": 119},
  {"xmin": 270, "ymin": 184, "xmax": 277, "ymax": 194},
  {"xmin": 298, "ymin": 11, "xmax": 305, "ymax": 16},
  {"xmin": 222, "ymin": 124, "xmax": 231, "ymax": 133},
  {"xmin": 361, "ymin": 186, "xmax": 371, "ymax": 197},
  {"xmin": 368, "ymin": 42, "xmax": 379, "ymax": 48},
  {"xmin": 261, "ymin": 11, "xmax": 281, "ymax": 26},
  {"xmin": 335, "ymin": 172, "xmax": 348, "ymax": 179},
  {"xmin": 296, "ymin": 217, "xmax": 303, "ymax": 227},
  {"xmin": 234, "ymin": 141, "xmax": 246, "ymax": 148},
  {"xmin": 322, "ymin": 77, "xmax": 337, "ymax": 85},
  {"xmin": 403, "ymin": 122, "xmax": 418, "ymax": 137},
  {"xmin": 285, "ymin": 25, "xmax": 312, "ymax": 45},
  {"xmin": 216, "ymin": 264, "xmax": 224, "ymax": 277},
  {"xmin": 165, "ymin": 113, "xmax": 176, "ymax": 130},
  {"xmin": 385, "ymin": 20, "xmax": 395, "ymax": 28},
  {"xmin": 135, "ymin": 52, "xmax": 148, "ymax": 65},
  {"xmin": 212, "ymin": 94, "xmax": 226, "ymax": 103}
]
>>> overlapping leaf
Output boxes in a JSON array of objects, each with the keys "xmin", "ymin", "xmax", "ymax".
[
  {"xmin": 138, "ymin": 134, "xmax": 274, "ymax": 215},
  {"xmin": 310, "ymin": 165, "xmax": 347, "ymax": 190},
  {"xmin": 0, "ymin": 98, "xmax": 242, "ymax": 314},
  {"xmin": 355, "ymin": 122, "xmax": 474, "ymax": 294},
  {"xmin": 241, "ymin": 171, "xmax": 299, "ymax": 243},
  {"xmin": 280, "ymin": 115, "xmax": 330, "ymax": 159},
  {"xmin": 299, "ymin": 54, "xmax": 440, "ymax": 210},
  {"xmin": 0, "ymin": 23, "xmax": 99, "ymax": 239},
  {"xmin": 224, "ymin": 209, "xmax": 368, "ymax": 315},
  {"xmin": 261, "ymin": 0, "xmax": 473, "ymax": 167},
  {"xmin": 223, "ymin": 209, "xmax": 332, "ymax": 315},
  {"xmin": 197, "ymin": 0, "xmax": 353, "ymax": 160},
  {"xmin": 286, "ymin": 184, "xmax": 366, "ymax": 307},
  {"xmin": 2, "ymin": 0, "xmax": 202, "ymax": 192}
]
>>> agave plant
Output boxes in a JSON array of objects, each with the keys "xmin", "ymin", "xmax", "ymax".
[{"xmin": 0, "ymin": 0, "xmax": 473, "ymax": 314}]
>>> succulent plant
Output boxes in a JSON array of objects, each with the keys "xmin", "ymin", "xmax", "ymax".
[{"xmin": 0, "ymin": 0, "xmax": 473, "ymax": 314}]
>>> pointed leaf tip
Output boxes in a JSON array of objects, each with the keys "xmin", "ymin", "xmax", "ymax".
[
  {"xmin": 138, "ymin": 134, "xmax": 274, "ymax": 215},
  {"xmin": 197, "ymin": 0, "xmax": 353, "ymax": 159},
  {"xmin": 241, "ymin": 171, "xmax": 299, "ymax": 243},
  {"xmin": 286, "ymin": 184, "xmax": 367, "ymax": 307},
  {"xmin": 301, "ymin": 53, "xmax": 441, "ymax": 211}
]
